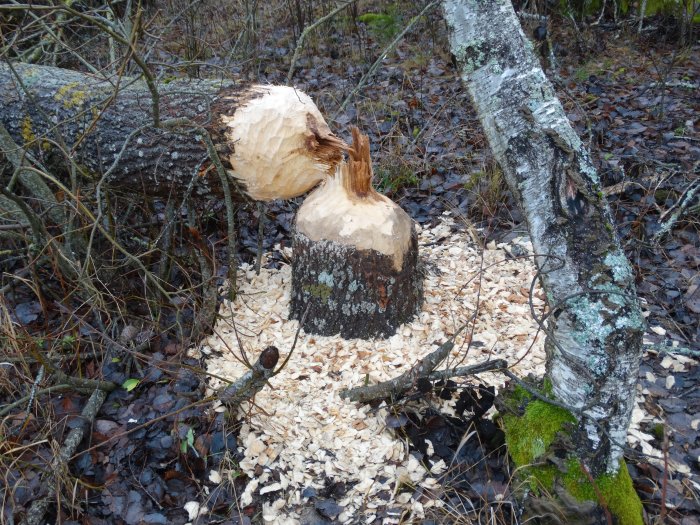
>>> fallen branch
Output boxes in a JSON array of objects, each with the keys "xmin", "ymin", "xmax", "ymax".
[
  {"xmin": 341, "ymin": 326, "xmax": 463, "ymax": 402},
  {"xmin": 219, "ymin": 345, "xmax": 279, "ymax": 408},
  {"xmin": 340, "ymin": 357, "xmax": 505, "ymax": 403},
  {"xmin": 340, "ymin": 320, "xmax": 505, "ymax": 403},
  {"xmin": 22, "ymin": 387, "xmax": 108, "ymax": 525},
  {"xmin": 51, "ymin": 367, "xmax": 117, "ymax": 393},
  {"xmin": 653, "ymin": 177, "xmax": 700, "ymax": 241},
  {"xmin": 0, "ymin": 384, "xmax": 79, "ymax": 419},
  {"xmin": 429, "ymin": 360, "xmax": 508, "ymax": 382}
]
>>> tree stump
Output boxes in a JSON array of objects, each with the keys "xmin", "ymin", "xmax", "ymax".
[{"xmin": 290, "ymin": 128, "xmax": 422, "ymax": 339}]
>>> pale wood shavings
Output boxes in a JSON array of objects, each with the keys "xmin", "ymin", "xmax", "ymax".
[
  {"xmin": 197, "ymin": 228, "xmax": 692, "ymax": 518},
  {"xmin": 198, "ymin": 214, "xmax": 551, "ymax": 522}
]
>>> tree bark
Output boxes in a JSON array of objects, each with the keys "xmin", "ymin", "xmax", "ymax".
[
  {"xmin": 290, "ymin": 228, "xmax": 421, "ymax": 338},
  {"xmin": 443, "ymin": 0, "xmax": 644, "ymax": 476},
  {"xmin": 0, "ymin": 63, "xmax": 344, "ymax": 202},
  {"xmin": 0, "ymin": 62, "xmax": 241, "ymax": 200}
]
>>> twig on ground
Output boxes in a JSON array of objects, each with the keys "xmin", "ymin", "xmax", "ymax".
[
  {"xmin": 341, "ymin": 356, "xmax": 505, "ymax": 404},
  {"xmin": 22, "ymin": 387, "xmax": 108, "ymax": 525},
  {"xmin": 9, "ymin": 364, "xmax": 44, "ymax": 433},
  {"xmin": 71, "ymin": 395, "xmax": 216, "ymax": 462},
  {"xmin": 429, "ymin": 360, "xmax": 508, "ymax": 382},
  {"xmin": 660, "ymin": 423, "xmax": 669, "ymax": 523},
  {"xmin": 653, "ymin": 177, "xmax": 700, "ymax": 241},
  {"xmin": 26, "ymin": 339, "xmax": 118, "ymax": 394},
  {"xmin": 647, "ymin": 342, "xmax": 700, "ymax": 358},
  {"xmin": 219, "ymin": 345, "xmax": 279, "ymax": 408},
  {"xmin": 0, "ymin": 384, "xmax": 80, "ymax": 419},
  {"xmin": 51, "ymin": 366, "xmax": 117, "ymax": 393},
  {"xmin": 286, "ymin": 0, "xmax": 358, "ymax": 84},
  {"xmin": 341, "ymin": 324, "xmax": 474, "ymax": 403},
  {"xmin": 579, "ymin": 460, "xmax": 614, "ymax": 525}
]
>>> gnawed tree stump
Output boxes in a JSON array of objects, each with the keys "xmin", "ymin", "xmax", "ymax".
[
  {"xmin": 0, "ymin": 63, "xmax": 343, "ymax": 201},
  {"xmin": 290, "ymin": 128, "xmax": 422, "ymax": 339}
]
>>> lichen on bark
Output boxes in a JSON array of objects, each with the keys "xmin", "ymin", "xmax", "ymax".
[
  {"xmin": 289, "ymin": 229, "xmax": 422, "ymax": 339},
  {"xmin": 442, "ymin": 0, "xmax": 644, "ymax": 476}
]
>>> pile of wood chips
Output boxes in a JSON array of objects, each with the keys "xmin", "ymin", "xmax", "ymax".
[{"xmin": 196, "ymin": 213, "xmax": 548, "ymax": 523}]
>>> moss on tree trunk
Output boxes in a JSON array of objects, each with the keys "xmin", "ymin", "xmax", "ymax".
[{"xmin": 499, "ymin": 385, "xmax": 644, "ymax": 525}]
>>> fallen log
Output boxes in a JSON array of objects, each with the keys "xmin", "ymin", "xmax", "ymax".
[{"xmin": 0, "ymin": 63, "xmax": 344, "ymax": 201}]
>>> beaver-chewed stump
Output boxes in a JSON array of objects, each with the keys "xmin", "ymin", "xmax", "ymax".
[{"xmin": 289, "ymin": 128, "xmax": 423, "ymax": 339}]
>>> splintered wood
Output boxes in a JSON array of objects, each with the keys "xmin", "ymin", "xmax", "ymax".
[{"xmin": 197, "ymin": 214, "xmax": 547, "ymax": 523}]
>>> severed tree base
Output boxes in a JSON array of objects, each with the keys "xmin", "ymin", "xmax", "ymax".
[{"xmin": 290, "ymin": 229, "xmax": 423, "ymax": 339}]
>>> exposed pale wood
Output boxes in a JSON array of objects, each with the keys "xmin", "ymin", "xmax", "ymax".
[
  {"xmin": 225, "ymin": 85, "xmax": 346, "ymax": 201},
  {"xmin": 295, "ymin": 129, "xmax": 413, "ymax": 272}
]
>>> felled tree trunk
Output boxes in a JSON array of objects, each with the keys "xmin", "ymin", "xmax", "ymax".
[
  {"xmin": 0, "ymin": 63, "xmax": 343, "ymax": 201},
  {"xmin": 443, "ymin": 0, "xmax": 644, "ymax": 479},
  {"xmin": 290, "ymin": 128, "xmax": 422, "ymax": 339}
]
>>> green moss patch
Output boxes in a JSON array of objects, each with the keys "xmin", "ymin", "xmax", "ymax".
[
  {"xmin": 501, "ymin": 388, "xmax": 643, "ymax": 525},
  {"xmin": 527, "ymin": 464, "xmax": 558, "ymax": 493},
  {"xmin": 564, "ymin": 459, "xmax": 643, "ymax": 525},
  {"xmin": 503, "ymin": 399, "xmax": 576, "ymax": 467}
]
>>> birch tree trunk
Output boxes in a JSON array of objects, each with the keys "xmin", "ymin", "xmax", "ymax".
[{"xmin": 442, "ymin": 0, "xmax": 645, "ymax": 477}]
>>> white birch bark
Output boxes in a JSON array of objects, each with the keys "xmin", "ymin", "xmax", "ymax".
[{"xmin": 442, "ymin": 0, "xmax": 645, "ymax": 475}]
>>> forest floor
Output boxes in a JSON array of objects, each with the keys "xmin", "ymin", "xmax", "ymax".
[{"xmin": 1, "ymin": 2, "xmax": 699, "ymax": 524}]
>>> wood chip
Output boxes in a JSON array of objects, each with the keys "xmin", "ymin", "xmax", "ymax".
[{"xmin": 196, "ymin": 213, "xmax": 662, "ymax": 522}]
